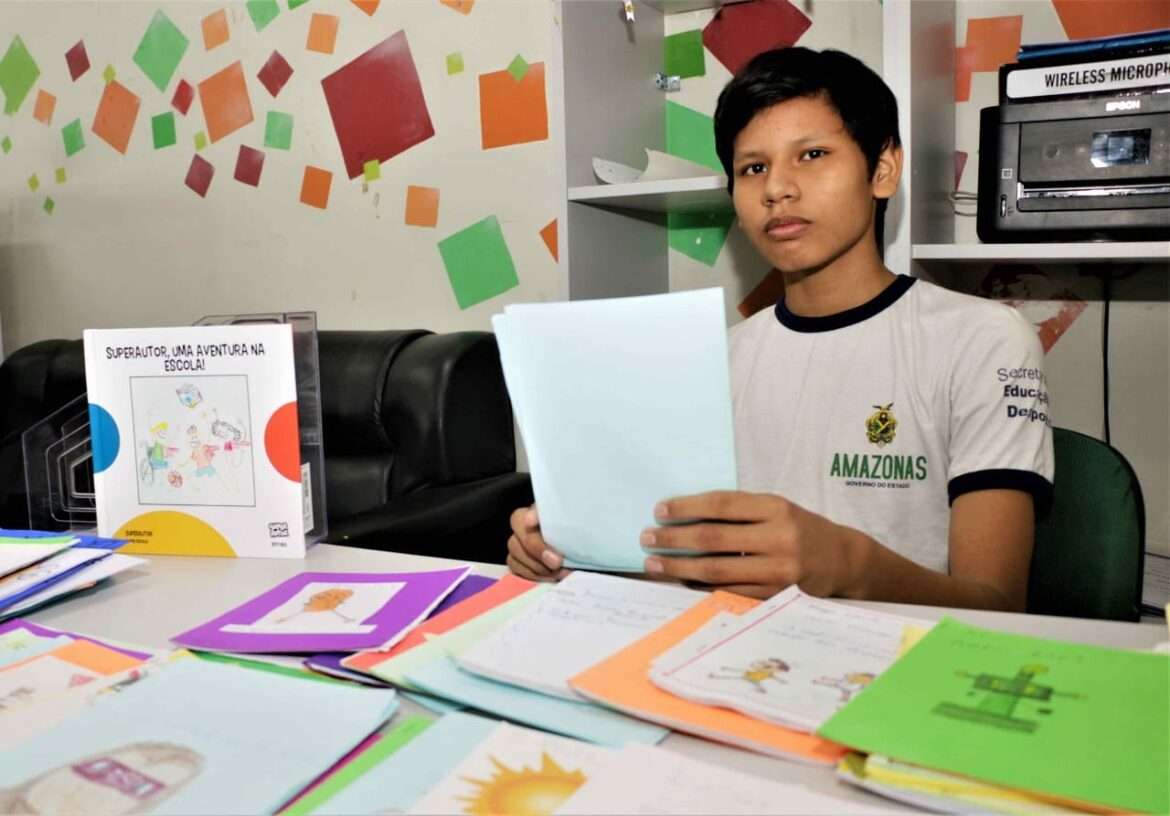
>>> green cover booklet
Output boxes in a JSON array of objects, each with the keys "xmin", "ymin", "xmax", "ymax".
[{"xmin": 818, "ymin": 618, "xmax": 1170, "ymax": 814}]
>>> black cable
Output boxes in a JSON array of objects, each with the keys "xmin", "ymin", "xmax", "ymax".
[{"xmin": 1102, "ymin": 271, "xmax": 1111, "ymax": 446}]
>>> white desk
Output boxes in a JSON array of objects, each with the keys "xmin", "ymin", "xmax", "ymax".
[{"xmin": 30, "ymin": 544, "xmax": 1168, "ymax": 814}]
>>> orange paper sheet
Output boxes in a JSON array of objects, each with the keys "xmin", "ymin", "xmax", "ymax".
[
  {"xmin": 570, "ymin": 591, "xmax": 847, "ymax": 766},
  {"xmin": 404, "ymin": 184, "xmax": 439, "ymax": 227},
  {"xmin": 539, "ymin": 219, "xmax": 558, "ymax": 261},
  {"xmin": 479, "ymin": 62, "xmax": 548, "ymax": 150},
  {"xmin": 307, "ymin": 13, "xmax": 339, "ymax": 55},
  {"xmin": 202, "ymin": 9, "xmax": 230, "ymax": 51},
  {"xmin": 343, "ymin": 573, "xmax": 534, "ymax": 673},
  {"xmin": 199, "ymin": 60, "xmax": 254, "ymax": 143},
  {"xmin": 1052, "ymin": 0, "xmax": 1170, "ymax": 40},
  {"xmin": 33, "ymin": 89, "xmax": 56, "ymax": 125},
  {"xmin": 92, "ymin": 80, "xmax": 140, "ymax": 154}
]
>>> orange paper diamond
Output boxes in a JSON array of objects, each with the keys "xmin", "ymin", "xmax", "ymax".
[
  {"xmin": 440, "ymin": 0, "xmax": 475, "ymax": 13},
  {"xmin": 92, "ymin": 80, "xmax": 140, "ymax": 154},
  {"xmin": 479, "ymin": 62, "xmax": 548, "ymax": 149},
  {"xmin": 307, "ymin": 13, "xmax": 339, "ymax": 55},
  {"xmin": 33, "ymin": 89, "xmax": 56, "ymax": 125},
  {"xmin": 404, "ymin": 185, "xmax": 439, "ymax": 227},
  {"xmin": 202, "ymin": 9, "xmax": 230, "ymax": 50},
  {"xmin": 198, "ymin": 61, "xmax": 254, "ymax": 143},
  {"xmin": 300, "ymin": 165, "xmax": 332, "ymax": 209},
  {"xmin": 351, "ymin": 0, "xmax": 380, "ymax": 15}
]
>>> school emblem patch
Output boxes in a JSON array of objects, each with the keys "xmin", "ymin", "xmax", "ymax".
[{"xmin": 865, "ymin": 403, "xmax": 897, "ymax": 447}]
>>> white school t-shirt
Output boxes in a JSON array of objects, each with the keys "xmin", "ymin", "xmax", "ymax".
[{"xmin": 730, "ymin": 275, "xmax": 1054, "ymax": 574}]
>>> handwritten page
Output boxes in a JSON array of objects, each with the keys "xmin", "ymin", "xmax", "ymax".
[
  {"xmin": 0, "ymin": 536, "xmax": 76, "ymax": 578},
  {"xmin": 557, "ymin": 743, "xmax": 889, "ymax": 815},
  {"xmin": 650, "ymin": 586, "xmax": 929, "ymax": 731},
  {"xmin": 457, "ymin": 571, "xmax": 702, "ymax": 700}
]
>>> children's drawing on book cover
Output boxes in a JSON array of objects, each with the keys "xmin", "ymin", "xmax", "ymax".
[
  {"xmin": 812, "ymin": 671, "xmax": 875, "ymax": 703},
  {"xmin": 933, "ymin": 663, "xmax": 1083, "ymax": 734},
  {"xmin": 458, "ymin": 752, "xmax": 587, "ymax": 816},
  {"xmin": 708, "ymin": 657, "xmax": 791, "ymax": 693},
  {"xmin": 220, "ymin": 582, "xmax": 405, "ymax": 635},
  {"xmin": 130, "ymin": 376, "xmax": 255, "ymax": 508},
  {"xmin": 0, "ymin": 742, "xmax": 203, "ymax": 815}
]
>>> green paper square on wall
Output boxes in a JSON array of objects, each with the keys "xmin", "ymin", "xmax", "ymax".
[
  {"xmin": 151, "ymin": 112, "xmax": 176, "ymax": 149},
  {"xmin": 194, "ymin": 130, "xmax": 207, "ymax": 151},
  {"xmin": 665, "ymin": 101, "xmax": 721, "ymax": 172},
  {"xmin": 1, "ymin": 136, "xmax": 11, "ymax": 154},
  {"xmin": 506, "ymin": 54, "xmax": 529, "ymax": 82},
  {"xmin": 265, "ymin": 111, "xmax": 293, "ymax": 150},
  {"xmin": 55, "ymin": 166, "xmax": 66, "ymax": 183},
  {"xmin": 664, "ymin": 30, "xmax": 705, "ymax": 79},
  {"xmin": 132, "ymin": 10, "xmax": 189, "ymax": 93},
  {"xmin": 668, "ymin": 209, "xmax": 734, "ymax": 267},
  {"xmin": 446, "ymin": 52, "xmax": 464, "ymax": 75},
  {"xmin": 438, "ymin": 215, "xmax": 519, "ymax": 309},
  {"xmin": 363, "ymin": 159, "xmax": 380, "ymax": 181},
  {"xmin": 43, "ymin": 197, "xmax": 54, "ymax": 215},
  {"xmin": 247, "ymin": 0, "xmax": 281, "ymax": 31},
  {"xmin": 27, "ymin": 173, "xmax": 39, "ymax": 192},
  {"xmin": 288, "ymin": 0, "xmax": 312, "ymax": 8},
  {"xmin": 0, "ymin": 35, "xmax": 41, "ymax": 115},
  {"xmin": 62, "ymin": 119, "xmax": 85, "ymax": 156},
  {"xmin": 102, "ymin": 64, "xmax": 116, "ymax": 84}
]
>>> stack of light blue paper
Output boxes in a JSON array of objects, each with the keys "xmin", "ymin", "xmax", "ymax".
[{"xmin": 492, "ymin": 289, "xmax": 737, "ymax": 572}]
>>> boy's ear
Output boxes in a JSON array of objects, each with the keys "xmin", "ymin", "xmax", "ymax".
[{"xmin": 871, "ymin": 143, "xmax": 903, "ymax": 200}]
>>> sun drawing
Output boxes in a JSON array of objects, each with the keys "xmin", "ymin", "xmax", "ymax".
[{"xmin": 458, "ymin": 752, "xmax": 587, "ymax": 816}]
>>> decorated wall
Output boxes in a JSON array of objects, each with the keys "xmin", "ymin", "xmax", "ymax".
[{"xmin": 0, "ymin": 0, "xmax": 560, "ymax": 355}]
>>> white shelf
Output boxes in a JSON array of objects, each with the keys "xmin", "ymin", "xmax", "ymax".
[
  {"xmin": 643, "ymin": 0, "xmax": 748, "ymax": 12},
  {"xmin": 912, "ymin": 242, "xmax": 1170, "ymax": 265},
  {"xmin": 568, "ymin": 176, "xmax": 730, "ymax": 213}
]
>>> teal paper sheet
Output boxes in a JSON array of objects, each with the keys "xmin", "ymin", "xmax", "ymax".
[
  {"xmin": 493, "ymin": 289, "xmax": 737, "ymax": 572},
  {"xmin": 0, "ymin": 656, "xmax": 398, "ymax": 815},
  {"xmin": 298, "ymin": 712, "xmax": 497, "ymax": 815},
  {"xmin": 406, "ymin": 656, "xmax": 670, "ymax": 747}
]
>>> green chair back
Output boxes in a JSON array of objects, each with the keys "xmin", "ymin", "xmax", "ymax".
[{"xmin": 1028, "ymin": 427, "xmax": 1145, "ymax": 621}]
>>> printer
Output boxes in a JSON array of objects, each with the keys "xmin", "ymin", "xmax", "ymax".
[{"xmin": 978, "ymin": 43, "xmax": 1170, "ymax": 242}]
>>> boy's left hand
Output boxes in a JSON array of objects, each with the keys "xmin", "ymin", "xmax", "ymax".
[{"xmin": 640, "ymin": 491, "xmax": 855, "ymax": 600}]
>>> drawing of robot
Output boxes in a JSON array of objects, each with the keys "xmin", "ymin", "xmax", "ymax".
[
  {"xmin": 708, "ymin": 658, "xmax": 791, "ymax": 693},
  {"xmin": 933, "ymin": 663, "xmax": 1082, "ymax": 733}
]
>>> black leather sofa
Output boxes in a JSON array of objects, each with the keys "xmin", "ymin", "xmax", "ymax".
[{"xmin": 0, "ymin": 331, "xmax": 531, "ymax": 563}]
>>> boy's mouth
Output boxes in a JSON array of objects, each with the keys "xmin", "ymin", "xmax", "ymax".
[{"xmin": 764, "ymin": 216, "xmax": 811, "ymax": 240}]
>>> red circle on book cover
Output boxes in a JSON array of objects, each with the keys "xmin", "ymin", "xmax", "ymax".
[{"xmin": 264, "ymin": 402, "xmax": 301, "ymax": 483}]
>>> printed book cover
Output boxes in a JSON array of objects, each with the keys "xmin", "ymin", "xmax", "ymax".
[{"xmin": 83, "ymin": 325, "xmax": 306, "ymax": 558}]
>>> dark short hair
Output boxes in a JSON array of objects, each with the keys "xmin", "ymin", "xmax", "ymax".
[{"xmin": 713, "ymin": 47, "xmax": 901, "ymax": 246}]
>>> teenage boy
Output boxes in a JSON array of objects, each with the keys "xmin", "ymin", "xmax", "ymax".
[{"xmin": 507, "ymin": 48, "xmax": 1053, "ymax": 611}]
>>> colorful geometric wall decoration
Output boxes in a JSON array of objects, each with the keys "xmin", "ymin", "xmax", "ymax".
[
  {"xmin": 404, "ymin": 185, "xmax": 439, "ymax": 227},
  {"xmin": 352, "ymin": 0, "xmax": 381, "ymax": 16},
  {"xmin": 1051, "ymin": 0, "xmax": 1170, "ymax": 40},
  {"xmin": 172, "ymin": 79, "xmax": 194, "ymax": 115},
  {"xmin": 438, "ymin": 215, "xmax": 519, "ymax": 309},
  {"xmin": 440, "ymin": 0, "xmax": 476, "ymax": 15},
  {"xmin": 234, "ymin": 145, "xmax": 265, "ymax": 187},
  {"xmin": 738, "ymin": 267, "xmax": 786, "ymax": 318},
  {"xmin": 264, "ymin": 111, "xmax": 293, "ymax": 149},
  {"xmin": 307, "ymin": 14, "xmax": 340, "ymax": 55},
  {"xmin": 198, "ymin": 61, "xmax": 254, "ymax": 143},
  {"xmin": 479, "ymin": 61, "xmax": 548, "ymax": 149},
  {"xmin": 955, "ymin": 16, "xmax": 1022, "ymax": 103},
  {"xmin": 257, "ymin": 51, "xmax": 293, "ymax": 97},
  {"xmin": 246, "ymin": 0, "xmax": 281, "ymax": 33},
  {"xmin": 321, "ymin": 31, "xmax": 435, "ymax": 179},
  {"xmin": 65, "ymin": 40, "xmax": 90, "ymax": 81},
  {"xmin": 300, "ymin": 165, "xmax": 332, "ymax": 209},
  {"xmin": 185, "ymin": 154, "xmax": 214, "ymax": 198},
  {"xmin": 702, "ymin": 0, "xmax": 810, "ymax": 76},
  {"xmin": 539, "ymin": 219, "xmax": 558, "ymax": 262},
  {"xmin": 92, "ymin": 80, "xmax": 140, "ymax": 155},
  {"xmin": 32, "ymin": 89, "xmax": 56, "ymax": 125},
  {"xmin": 133, "ymin": 10, "xmax": 189, "ymax": 93},
  {"xmin": 202, "ymin": 9, "xmax": 231, "ymax": 51},
  {"xmin": 151, "ymin": 111, "xmax": 176, "ymax": 149},
  {"xmin": 61, "ymin": 118, "xmax": 85, "ymax": 156},
  {"xmin": 0, "ymin": 35, "xmax": 40, "ymax": 115}
]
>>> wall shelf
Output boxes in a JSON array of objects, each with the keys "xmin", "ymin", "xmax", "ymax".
[
  {"xmin": 568, "ymin": 176, "xmax": 730, "ymax": 213},
  {"xmin": 912, "ymin": 242, "xmax": 1170, "ymax": 265}
]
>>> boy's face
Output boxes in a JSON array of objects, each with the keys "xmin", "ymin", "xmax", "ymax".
[{"xmin": 730, "ymin": 95, "xmax": 896, "ymax": 276}]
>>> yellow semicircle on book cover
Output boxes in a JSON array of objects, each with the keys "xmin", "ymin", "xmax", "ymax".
[{"xmin": 115, "ymin": 510, "xmax": 237, "ymax": 557}]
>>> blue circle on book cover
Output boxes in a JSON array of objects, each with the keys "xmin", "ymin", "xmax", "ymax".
[{"xmin": 88, "ymin": 403, "xmax": 120, "ymax": 473}]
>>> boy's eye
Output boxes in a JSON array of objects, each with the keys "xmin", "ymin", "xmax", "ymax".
[
  {"xmin": 801, "ymin": 148, "xmax": 828, "ymax": 161},
  {"xmin": 740, "ymin": 162, "xmax": 766, "ymax": 176}
]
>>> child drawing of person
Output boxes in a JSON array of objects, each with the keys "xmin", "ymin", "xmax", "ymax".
[{"xmin": 709, "ymin": 657, "xmax": 791, "ymax": 693}]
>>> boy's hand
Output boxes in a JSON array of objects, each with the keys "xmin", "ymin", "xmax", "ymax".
[
  {"xmin": 506, "ymin": 505, "xmax": 570, "ymax": 582},
  {"xmin": 640, "ymin": 491, "xmax": 856, "ymax": 600}
]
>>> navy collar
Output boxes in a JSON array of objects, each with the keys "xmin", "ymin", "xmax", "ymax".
[{"xmin": 774, "ymin": 275, "xmax": 917, "ymax": 333}]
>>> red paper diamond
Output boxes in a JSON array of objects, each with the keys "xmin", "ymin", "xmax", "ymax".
[
  {"xmin": 185, "ymin": 154, "xmax": 214, "ymax": 197},
  {"xmin": 65, "ymin": 40, "xmax": 90, "ymax": 81},
  {"xmin": 321, "ymin": 30, "xmax": 434, "ymax": 179},
  {"xmin": 257, "ymin": 50, "xmax": 294, "ymax": 98},
  {"xmin": 234, "ymin": 145, "xmax": 265, "ymax": 187},
  {"xmin": 702, "ymin": 0, "xmax": 811, "ymax": 76},
  {"xmin": 172, "ymin": 79, "xmax": 194, "ymax": 115}
]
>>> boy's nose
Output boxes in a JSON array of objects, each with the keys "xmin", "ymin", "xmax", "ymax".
[{"xmin": 762, "ymin": 168, "xmax": 799, "ymax": 205}]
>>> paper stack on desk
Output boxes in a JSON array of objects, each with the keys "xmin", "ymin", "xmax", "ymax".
[
  {"xmin": 492, "ymin": 289, "xmax": 737, "ymax": 572},
  {"xmin": 0, "ymin": 529, "xmax": 144, "ymax": 621}
]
